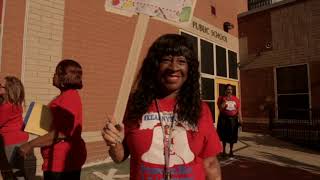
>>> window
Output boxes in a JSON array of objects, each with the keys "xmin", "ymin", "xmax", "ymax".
[
  {"xmin": 210, "ymin": 0, "xmax": 216, "ymax": 16},
  {"xmin": 201, "ymin": 77, "xmax": 215, "ymax": 122},
  {"xmin": 181, "ymin": 31, "xmax": 239, "ymax": 122},
  {"xmin": 201, "ymin": 77, "xmax": 215, "ymax": 100},
  {"xmin": 182, "ymin": 32, "xmax": 216, "ymax": 121},
  {"xmin": 181, "ymin": 32, "xmax": 198, "ymax": 57},
  {"xmin": 216, "ymin": 45, "xmax": 227, "ymax": 77},
  {"xmin": 276, "ymin": 64, "xmax": 310, "ymax": 120},
  {"xmin": 228, "ymin": 50, "xmax": 238, "ymax": 79},
  {"xmin": 200, "ymin": 39, "xmax": 214, "ymax": 75}
]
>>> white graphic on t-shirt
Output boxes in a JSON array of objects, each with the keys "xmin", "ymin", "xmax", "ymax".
[
  {"xmin": 141, "ymin": 111, "xmax": 195, "ymax": 167},
  {"xmin": 225, "ymin": 100, "xmax": 236, "ymax": 111}
]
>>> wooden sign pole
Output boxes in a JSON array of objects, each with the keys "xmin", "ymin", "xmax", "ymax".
[{"xmin": 113, "ymin": 14, "xmax": 150, "ymax": 123}]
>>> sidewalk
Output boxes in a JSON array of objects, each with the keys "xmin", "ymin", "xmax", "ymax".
[
  {"xmin": 219, "ymin": 131, "xmax": 320, "ymax": 180},
  {"xmin": 229, "ymin": 132, "xmax": 320, "ymax": 173},
  {"xmin": 2, "ymin": 133, "xmax": 317, "ymax": 180},
  {"xmin": 80, "ymin": 132, "xmax": 320, "ymax": 179}
]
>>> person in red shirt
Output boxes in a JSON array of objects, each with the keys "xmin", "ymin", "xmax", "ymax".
[
  {"xmin": 19, "ymin": 59, "xmax": 87, "ymax": 180},
  {"xmin": 217, "ymin": 84, "xmax": 241, "ymax": 157},
  {"xmin": 0, "ymin": 76, "xmax": 36, "ymax": 179},
  {"xmin": 102, "ymin": 34, "xmax": 222, "ymax": 180}
]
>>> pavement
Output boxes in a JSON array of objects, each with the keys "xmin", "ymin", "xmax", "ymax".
[
  {"xmin": 219, "ymin": 132, "xmax": 320, "ymax": 180},
  {"xmin": 81, "ymin": 131, "xmax": 320, "ymax": 180},
  {"xmin": 1, "ymin": 131, "xmax": 319, "ymax": 180}
]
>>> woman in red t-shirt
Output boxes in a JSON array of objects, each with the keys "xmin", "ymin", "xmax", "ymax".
[
  {"xmin": 217, "ymin": 84, "xmax": 241, "ymax": 157},
  {"xmin": 0, "ymin": 76, "xmax": 36, "ymax": 179},
  {"xmin": 19, "ymin": 59, "xmax": 87, "ymax": 180},
  {"xmin": 102, "ymin": 34, "xmax": 222, "ymax": 180}
]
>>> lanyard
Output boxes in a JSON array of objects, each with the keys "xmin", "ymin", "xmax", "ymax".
[{"xmin": 154, "ymin": 99, "xmax": 177, "ymax": 180}]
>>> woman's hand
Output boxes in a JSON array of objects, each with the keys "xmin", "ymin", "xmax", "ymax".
[
  {"xmin": 101, "ymin": 116, "xmax": 124, "ymax": 147},
  {"xmin": 101, "ymin": 116, "xmax": 127, "ymax": 163},
  {"xmin": 18, "ymin": 142, "xmax": 33, "ymax": 159}
]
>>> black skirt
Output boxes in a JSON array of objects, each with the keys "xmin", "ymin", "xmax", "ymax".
[{"xmin": 217, "ymin": 113, "xmax": 239, "ymax": 143}]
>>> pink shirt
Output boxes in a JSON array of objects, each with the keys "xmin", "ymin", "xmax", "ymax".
[{"xmin": 0, "ymin": 102, "xmax": 28, "ymax": 145}]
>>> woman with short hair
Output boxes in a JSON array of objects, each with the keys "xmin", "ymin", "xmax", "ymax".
[{"xmin": 19, "ymin": 59, "xmax": 87, "ymax": 180}]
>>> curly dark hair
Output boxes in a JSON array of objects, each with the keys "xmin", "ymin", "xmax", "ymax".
[{"xmin": 126, "ymin": 34, "xmax": 201, "ymax": 127}]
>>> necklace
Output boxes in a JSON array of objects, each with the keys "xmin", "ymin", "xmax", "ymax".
[{"xmin": 154, "ymin": 99, "xmax": 177, "ymax": 180}]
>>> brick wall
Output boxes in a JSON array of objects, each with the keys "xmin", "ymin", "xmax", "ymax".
[
  {"xmin": 63, "ymin": 0, "xmax": 138, "ymax": 163},
  {"xmin": 0, "ymin": 0, "xmax": 26, "ymax": 79},
  {"xmin": 63, "ymin": 0, "xmax": 138, "ymax": 132},
  {"xmin": 23, "ymin": 0, "xmax": 65, "ymax": 105},
  {"xmin": 194, "ymin": 0, "xmax": 247, "ymax": 37},
  {"xmin": 62, "ymin": 0, "xmax": 181, "ymax": 163},
  {"xmin": 239, "ymin": 11, "xmax": 272, "ymax": 55},
  {"xmin": 240, "ymin": 67, "xmax": 275, "ymax": 119},
  {"xmin": 239, "ymin": 0, "xmax": 316, "ymax": 70},
  {"xmin": 238, "ymin": 0, "xmax": 320, "ymax": 132},
  {"xmin": 138, "ymin": 19, "xmax": 178, "ymax": 73},
  {"xmin": 22, "ymin": 0, "xmax": 65, "ymax": 174}
]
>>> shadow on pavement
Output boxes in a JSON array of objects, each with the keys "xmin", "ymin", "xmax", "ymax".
[
  {"xmin": 221, "ymin": 156, "xmax": 320, "ymax": 180},
  {"xmin": 239, "ymin": 134, "xmax": 319, "ymax": 155},
  {"xmin": 257, "ymin": 151, "xmax": 320, "ymax": 173}
]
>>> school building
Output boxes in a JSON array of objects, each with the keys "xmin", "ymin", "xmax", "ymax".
[
  {"xmin": 0, "ymin": 0, "xmax": 247, "ymax": 171},
  {"xmin": 238, "ymin": 0, "xmax": 320, "ymax": 147}
]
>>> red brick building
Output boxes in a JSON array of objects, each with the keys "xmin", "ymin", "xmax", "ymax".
[
  {"xmin": 0, "ymin": 0, "xmax": 247, "ymax": 172},
  {"xmin": 239, "ymin": 0, "xmax": 320, "ymax": 135}
]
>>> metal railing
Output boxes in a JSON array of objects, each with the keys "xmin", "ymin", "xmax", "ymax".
[
  {"xmin": 271, "ymin": 108, "xmax": 320, "ymax": 150},
  {"xmin": 248, "ymin": 0, "xmax": 272, "ymax": 10}
]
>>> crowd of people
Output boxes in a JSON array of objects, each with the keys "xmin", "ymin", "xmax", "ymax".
[{"xmin": 0, "ymin": 34, "xmax": 241, "ymax": 180}]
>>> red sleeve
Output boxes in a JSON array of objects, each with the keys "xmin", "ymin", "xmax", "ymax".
[
  {"xmin": 0, "ymin": 103, "xmax": 11, "ymax": 127},
  {"xmin": 198, "ymin": 103, "xmax": 222, "ymax": 158}
]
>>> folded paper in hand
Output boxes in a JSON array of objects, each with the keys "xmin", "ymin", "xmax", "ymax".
[{"xmin": 23, "ymin": 102, "xmax": 53, "ymax": 136}]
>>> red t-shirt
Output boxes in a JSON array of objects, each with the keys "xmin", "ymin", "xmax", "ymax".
[
  {"xmin": 0, "ymin": 102, "xmax": 28, "ymax": 145},
  {"xmin": 124, "ymin": 98, "xmax": 222, "ymax": 180},
  {"xmin": 41, "ymin": 89, "xmax": 87, "ymax": 172},
  {"xmin": 218, "ymin": 95, "xmax": 240, "ymax": 117}
]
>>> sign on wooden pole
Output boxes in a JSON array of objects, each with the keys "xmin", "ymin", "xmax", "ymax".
[{"xmin": 105, "ymin": 0, "xmax": 197, "ymax": 123}]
